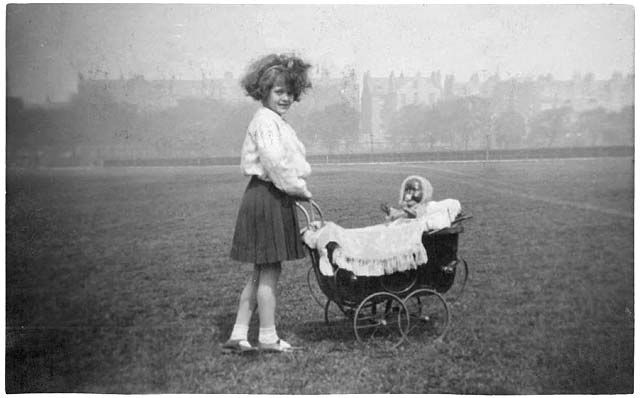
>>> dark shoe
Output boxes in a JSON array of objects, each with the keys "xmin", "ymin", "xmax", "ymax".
[{"xmin": 221, "ymin": 339, "xmax": 256, "ymax": 354}]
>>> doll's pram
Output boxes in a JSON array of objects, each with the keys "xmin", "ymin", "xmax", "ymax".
[{"xmin": 297, "ymin": 200, "xmax": 471, "ymax": 349}]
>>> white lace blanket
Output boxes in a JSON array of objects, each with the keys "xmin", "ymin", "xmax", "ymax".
[{"xmin": 302, "ymin": 219, "xmax": 428, "ymax": 277}]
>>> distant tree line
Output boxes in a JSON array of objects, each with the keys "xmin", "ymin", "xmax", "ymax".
[
  {"xmin": 387, "ymin": 96, "xmax": 633, "ymax": 150},
  {"xmin": 6, "ymin": 92, "xmax": 362, "ymax": 166},
  {"xmin": 6, "ymin": 91, "xmax": 633, "ymax": 167},
  {"xmin": 7, "ymin": 93, "xmax": 257, "ymax": 163}
]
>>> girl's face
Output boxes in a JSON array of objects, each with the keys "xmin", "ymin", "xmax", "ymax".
[{"xmin": 263, "ymin": 78, "xmax": 294, "ymax": 116}]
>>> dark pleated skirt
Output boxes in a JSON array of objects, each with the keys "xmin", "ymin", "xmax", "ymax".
[{"xmin": 230, "ymin": 176, "xmax": 305, "ymax": 264}]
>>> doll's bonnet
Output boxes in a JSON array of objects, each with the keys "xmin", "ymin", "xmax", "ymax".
[{"xmin": 398, "ymin": 175, "xmax": 433, "ymax": 205}]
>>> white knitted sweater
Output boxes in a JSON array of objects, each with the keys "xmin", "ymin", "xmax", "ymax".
[{"xmin": 240, "ymin": 107, "xmax": 312, "ymax": 198}]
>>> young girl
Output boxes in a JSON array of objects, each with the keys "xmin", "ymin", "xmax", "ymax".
[{"xmin": 223, "ymin": 54, "xmax": 313, "ymax": 353}]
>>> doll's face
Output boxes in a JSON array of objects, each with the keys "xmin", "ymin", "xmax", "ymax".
[{"xmin": 403, "ymin": 179, "xmax": 423, "ymax": 204}]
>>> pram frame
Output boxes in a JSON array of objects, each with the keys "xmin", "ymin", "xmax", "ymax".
[{"xmin": 297, "ymin": 200, "xmax": 470, "ymax": 348}]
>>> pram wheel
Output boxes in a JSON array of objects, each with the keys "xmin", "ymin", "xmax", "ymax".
[
  {"xmin": 380, "ymin": 269, "xmax": 418, "ymax": 294},
  {"xmin": 353, "ymin": 292, "xmax": 408, "ymax": 349},
  {"xmin": 403, "ymin": 288, "xmax": 450, "ymax": 343},
  {"xmin": 307, "ymin": 265, "xmax": 325, "ymax": 309},
  {"xmin": 324, "ymin": 300, "xmax": 353, "ymax": 340},
  {"xmin": 445, "ymin": 258, "xmax": 469, "ymax": 304}
]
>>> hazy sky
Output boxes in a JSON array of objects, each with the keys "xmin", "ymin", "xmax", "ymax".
[{"xmin": 6, "ymin": 4, "xmax": 635, "ymax": 104}]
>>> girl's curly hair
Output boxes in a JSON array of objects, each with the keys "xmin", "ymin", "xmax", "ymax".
[{"xmin": 240, "ymin": 53, "xmax": 312, "ymax": 102}]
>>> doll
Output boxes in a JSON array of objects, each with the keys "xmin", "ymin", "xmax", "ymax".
[{"xmin": 381, "ymin": 175, "xmax": 433, "ymax": 222}]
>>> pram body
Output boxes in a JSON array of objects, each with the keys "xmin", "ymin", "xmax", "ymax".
[{"xmin": 297, "ymin": 200, "xmax": 470, "ymax": 349}]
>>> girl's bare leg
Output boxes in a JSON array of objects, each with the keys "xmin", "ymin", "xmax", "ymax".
[
  {"xmin": 233, "ymin": 265, "xmax": 260, "ymax": 326},
  {"xmin": 226, "ymin": 266, "xmax": 259, "ymax": 345},
  {"xmin": 227, "ymin": 262, "xmax": 289, "ymax": 350},
  {"xmin": 256, "ymin": 262, "xmax": 282, "ymax": 328},
  {"xmin": 255, "ymin": 262, "xmax": 292, "ymax": 350}
]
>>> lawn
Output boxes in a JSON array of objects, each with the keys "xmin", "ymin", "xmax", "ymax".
[{"xmin": 5, "ymin": 157, "xmax": 634, "ymax": 393}]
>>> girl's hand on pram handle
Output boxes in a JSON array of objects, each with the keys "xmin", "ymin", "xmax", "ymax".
[
  {"xmin": 452, "ymin": 212, "xmax": 473, "ymax": 224},
  {"xmin": 295, "ymin": 199, "xmax": 324, "ymax": 231},
  {"xmin": 292, "ymin": 193, "xmax": 311, "ymax": 202}
]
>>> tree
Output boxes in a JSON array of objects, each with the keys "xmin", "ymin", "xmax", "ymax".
[
  {"xmin": 307, "ymin": 103, "xmax": 359, "ymax": 153},
  {"xmin": 431, "ymin": 99, "xmax": 460, "ymax": 148},
  {"xmin": 387, "ymin": 97, "xmax": 492, "ymax": 151},
  {"xmin": 571, "ymin": 107, "xmax": 609, "ymax": 146},
  {"xmin": 424, "ymin": 106, "xmax": 445, "ymax": 149},
  {"xmin": 527, "ymin": 106, "xmax": 572, "ymax": 147},
  {"xmin": 6, "ymin": 97, "xmax": 27, "ymax": 150},
  {"xmin": 6, "ymin": 97, "xmax": 43, "ymax": 166},
  {"xmin": 613, "ymin": 105, "xmax": 634, "ymax": 145},
  {"xmin": 432, "ymin": 97, "xmax": 487, "ymax": 150},
  {"xmin": 211, "ymin": 101, "xmax": 258, "ymax": 154},
  {"xmin": 572, "ymin": 105, "xmax": 634, "ymax": 146},
  {"xmin": 493, "ymin": 110, "xmax": 526, "ymax": 149},
  {"xmin": 462, "ymin": 96, "xmax": 492, "ymax": 150},
  {"xmin": 387, "ymin": 104, "xmax": 429, "ymax": 146}
]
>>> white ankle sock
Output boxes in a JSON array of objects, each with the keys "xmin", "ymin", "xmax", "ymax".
[
  {"xmin": 258, "ymin": 326, "xmax": 279, "ymax": 345},
  {"xmin": 229, "ymin": 324, "xmax": 249, "ymax": 341}
]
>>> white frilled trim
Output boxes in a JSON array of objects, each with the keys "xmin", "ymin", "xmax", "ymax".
[
  {"xmin": 330, "ymin": 244, "xmax": 428, "ymax": 276},
  {"xmin": 303, "ymin": 219, "xmax": 429, "ymax": 277}
]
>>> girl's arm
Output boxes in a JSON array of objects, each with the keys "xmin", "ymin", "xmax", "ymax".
[{"xmin": 253, "ymin": 121, "xmax": 312, "ymax": 199}]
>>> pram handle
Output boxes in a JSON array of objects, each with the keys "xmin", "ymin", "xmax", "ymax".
[
  {"xmin": 295, "ymin": 199, "xmax": 325, "ymax": 230},
  {"xmin": 426, "ymin": 212, "xmax": 473, "ymax": 235}
]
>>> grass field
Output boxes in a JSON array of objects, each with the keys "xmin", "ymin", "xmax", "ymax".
[{"xmin": 5, "ymin": 157, "xmax": 634, "ymax": 393}]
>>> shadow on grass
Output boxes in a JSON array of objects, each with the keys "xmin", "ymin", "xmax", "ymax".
[
  {"xmin": 214, "ymin": 311, "xmax": 355, "ymax": 347},
  {"xmin": 213, "ymin": 311, "xmax": 237, "ymax": 343},
  {"xmin": 291, "ymin": 319, "xmax": 355, "ymax": 345},
  {"xmin": 213, "ymin": 311, "xmax": 281, "ymax": 345}
]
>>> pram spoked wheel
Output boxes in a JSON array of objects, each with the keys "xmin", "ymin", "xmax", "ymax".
[
  {"xmin": 353, "ymin": 292, "xmax": 409, "ymax": 349},
  {"xmin": 323, "ymin": 299, "xmax": 355, "ymax": 339},
  {"xmin": 380, "ymin": 269, "xmax": 418, "ymax": 294},
  {"xmin": 445, "ymin": 258, "xmax": 469, "ymax": 304},
  {"xmin": 403, "ymin": 288, "xmax": 450, "ymax": 343},
  {"xmin": 307, "ymin": 265, "xmax": 325, "ymax": 309}
]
